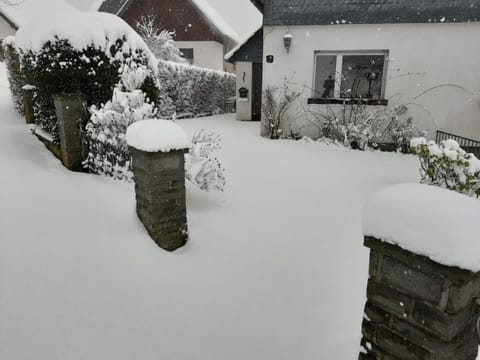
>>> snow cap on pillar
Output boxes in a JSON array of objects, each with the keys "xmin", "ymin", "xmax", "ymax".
[{"xmin": 126, "ymin": 119, "xmax": 190, "ymax": 153}]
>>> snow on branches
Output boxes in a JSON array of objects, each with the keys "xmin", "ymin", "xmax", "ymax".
[
  {"xmin": 136, "ymin": 14, "xmax": 186, "ymax": 63},
  {"xmin": 84, "ymin": 62, "xmax": 226, "ymax": 191},
  {"xmin": 411, "ymin": 137, "xmax": 480, "ymax": 198},
  {"xmin": 186, "ymin": 129, "xmax": 226, "ymax": 192}
]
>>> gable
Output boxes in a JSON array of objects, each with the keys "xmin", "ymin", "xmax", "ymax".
[
  {"xmin": 226, "ymin": 27, "xmax": 263, "ymax": 63},
  {"xmin": 102, "ymin": 0, "xmax": 238, "ymax": 45},
  {"xmin": 264, "ymin": 0, "xmax": 480, "ymax": 26},
  {"xmin": 118, "ymin": 0, "xmax": 237, "ymax": 50}
]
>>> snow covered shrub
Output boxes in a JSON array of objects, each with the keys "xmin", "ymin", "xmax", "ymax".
[
  {"xmin": 157, "ymin": 60, "xmax": 236, "ymax": 116},
  {"xmin": 262, "ymin": 85, "xmax": 301, "ymax": 139},
  {"xmin": 186, "ymin": 129, "xmax": 226, "ymax": 191},
  {"xmin": 308, "ymin": 102, "xmax": 420, "ymax": 151},
  {"xmin": 83, "ymin": 61, "xmax": 157, "ymax": 180},
  {"xmin": 411, "ymin": 137, "xmax": 480, "ymax": 197},
  {"xmin": 15, "ymin": 12, "xmax": 159, "ymax": 143},
  {"xmin": 2, "ymin": 37, "xmax": 25, "ymax": 115},
  {"xmin": 136, "ymin": 14, "xmax": 186, "ymax": 63}
]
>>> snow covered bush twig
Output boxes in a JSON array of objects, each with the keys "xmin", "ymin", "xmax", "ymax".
[{"xmin": 411, "ymin": 137, "xmax": 480, "ymax": 198}]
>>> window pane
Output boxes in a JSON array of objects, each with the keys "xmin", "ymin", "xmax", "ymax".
[
  {"xmin": 314, "ymin": 55, "xmax": 337, "ymax": 98},
  {"xmin": 341, "ymin": 55, "xmax": 385, "ymax": 99}
]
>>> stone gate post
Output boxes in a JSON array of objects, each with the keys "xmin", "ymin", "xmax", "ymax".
[
  {"xmin": 53, "ymin": 93, "xmax": 88, "ymax": 171},
  {"xmin": 127, "ymin": 119, "xmax": 190, "ymax": 252}
]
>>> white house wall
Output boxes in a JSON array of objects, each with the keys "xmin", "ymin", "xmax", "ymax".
[
  {"xmin": 0, "ymin": 17, "xmax": 15, "ymax": 40},
  {"xmin": 235, "ymin": 61, "xmax": 253, "ymax": 120},
  {"xmin": 176, "ymin": 40, "xmax": 224, "ymax": 71},
  {"xmin": 263, "ymin": 23, "xmax": 480, "ymax": 140}
]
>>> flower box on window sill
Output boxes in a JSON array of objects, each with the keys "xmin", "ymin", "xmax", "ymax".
[{"xmin": 307, "ymin": 98, "xmax": 388, "ymax": 106}]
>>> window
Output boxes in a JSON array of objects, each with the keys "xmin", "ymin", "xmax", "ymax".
[
  {"xmin": 180, "ymin": 48, "xmax": 194, "ymax": 65},
  {"xmin": 311, "ymin": 51, "xmax": 388, "ymax": 105}
]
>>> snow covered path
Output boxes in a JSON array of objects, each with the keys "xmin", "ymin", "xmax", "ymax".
[{"xmin": 0, "ymin": 64, "xmax": 419, "ymax": 360}]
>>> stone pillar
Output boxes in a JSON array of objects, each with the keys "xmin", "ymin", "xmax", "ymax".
[
  {"xmin": 53, "ymin": 93, "xmax": 88, "ymax": 171},
  {"xmin": 360, "ymin": 237, "xmax": 480, "ymax": 360},
  {"xmin": 23, "ymin": 87, "xmax": 35, "ymax": 124},
  {"xmin": 129, "ymin": 147, "xmax": 189, "ymax": 251}
]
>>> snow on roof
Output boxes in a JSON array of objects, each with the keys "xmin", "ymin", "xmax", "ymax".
[
  {"xmin": 363, "ymin": 183, "xmax": 480, "ymax": 272},
  {"xmin": 66, "ymin": 0, "xmax": 105, "ymax": 12},
  {"xmin": 0, "ymin": 0, "xmax": 76, "ymax": 29},
  {"xmin": 190, "ymin": 0, "xmax": 240, "ymax": 43},
  {"xmin": 225, "ymin": 24, "xmax": 262, "ymax": 61},
  {"xmin": 15, "ymin": 11, "xmax": 157, "ymax": 71},
  {"xmin": 126, "ymin": 119, "xmax": 190, "ymax": 153}
]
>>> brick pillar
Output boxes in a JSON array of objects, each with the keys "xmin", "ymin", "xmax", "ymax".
[
  {"xmin": 129, "ymin": 147, "xmax": 188, "ymax": 251},
  {"xmin": 23, "ymin": 87, "xmax": 35, "ymax": 124},
  {"xmin": 53, "ymin": 93, "xmax": 88, "ymax": 171},
  {"xmin": 360, "ymin": 237, "xmax": 480, "ymax": 360}
]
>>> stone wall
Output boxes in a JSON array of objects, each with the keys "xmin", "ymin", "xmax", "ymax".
[{"xmin": 360, "ymin": 237, "xmax": 480, "ymax": 359}]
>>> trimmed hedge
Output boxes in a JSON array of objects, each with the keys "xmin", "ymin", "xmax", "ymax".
[
  {"xmin": 2, "ymin": 38, "xmax": 25, "ymax": 115},
  {"xmin": 157, "ymin": 60, "xmax": 235, "ymax": 117}
]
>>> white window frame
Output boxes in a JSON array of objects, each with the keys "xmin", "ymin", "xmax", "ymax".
[{"xmin": 312, "ymin": 50, "xmax": 389, "ymax": 100}]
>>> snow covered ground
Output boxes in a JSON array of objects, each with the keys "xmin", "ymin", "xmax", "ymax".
[{"xmin": 0, "ymin": 63, "xmax": 420, "ymax": 359}]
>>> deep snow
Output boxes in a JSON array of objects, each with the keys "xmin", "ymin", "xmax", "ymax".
[
  {"xmin": 364, "ymin": 183, "xmax": 480, "ymax": 272},
  {"xmin": 0, "ymin": 63, "xmax": 420, "ymax": 359},
  {"xmin": 127, "ymin": 119, "xmax": 190, "ymax": 152}
]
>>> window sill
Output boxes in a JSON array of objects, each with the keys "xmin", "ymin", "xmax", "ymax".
[{"xmin": 307, "ymin": 98, "xmax": 388, "ymax": 106}]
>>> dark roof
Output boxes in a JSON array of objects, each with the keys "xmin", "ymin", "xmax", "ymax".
[
  {"xmin": 98, "ymin": 0, "xmax": 131, "ymax": 15},
  {"xmin": 263, "ymin": 0, "xmax": 480, "ymax": 26},
  {"xmin": 227, "ymin": 27, "xmax": 263, "ymax": 63}
]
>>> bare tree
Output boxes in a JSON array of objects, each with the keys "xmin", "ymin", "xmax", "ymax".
[{"xmin": 136, "ymin": 13, "xmax": 186, "ymax": 63}]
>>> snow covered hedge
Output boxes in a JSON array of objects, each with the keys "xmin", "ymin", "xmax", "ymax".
[
  {"xmin": 411, "ymin": 137, "xmax": 480, "ymax": 197},
  {"xmin": 157, "ymin": 60, "xmax": 235, "ymax": 117},
  {"xmin": 15, "ymin": 12, "xmax": 160, "ymax": 143},
  {"xmin": 2, "ymin": 37, "xmax": 25, "ymax": 115}
]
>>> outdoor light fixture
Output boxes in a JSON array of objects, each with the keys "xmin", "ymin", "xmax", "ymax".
[{"xmin": 283, "ymin": 33, "xmax": 293, "ymax": 53}]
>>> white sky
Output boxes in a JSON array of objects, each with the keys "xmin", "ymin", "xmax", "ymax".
[{"xmin": 206, "ymin": 0, "xmax": 262, "ymax": 39}]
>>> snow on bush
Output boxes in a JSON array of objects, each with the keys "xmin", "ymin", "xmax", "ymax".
[
  {"xmin": 363, "ymin": 183, "xmax": 480, "ymax": 272},
  {"xmin": 84, "ymin": 63, "xmax": 226, "ymax": 191},
  {"xmin": 410, "ymin": 137, "xmax": 480, "ymax": 198},
  {"xmin": 83, "ymin": 61, "xmax": 157, "ymax": 180},
  {"xmin": 15, "ymin": 12, "xmax": 159, "ymax": 143},
  {"xmin": 186, "ymin": 130, "xmax": 226, "ymax": 191},
  {"xmin": 2, "ymin": 36, "xmax": 25, "ymax": 115},
  {"xmin": 157, "ymin": 60, "xmax": 236, "ymax": 117},
  {"xmin": 307, "ymin": 102, "xmax": 420, "ymax": 151},
  {"xmin": 15, "ymin": 12, "xmax": 156, "ymax": 69},
  {"xmin": 126, "ymin": 119, "xmax": 189, "ymax": 153}
]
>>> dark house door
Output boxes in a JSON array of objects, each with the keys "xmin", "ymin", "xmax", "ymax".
[{"xmin": 251, "ymin": 62, "xmax": 263, "ymax": 121}]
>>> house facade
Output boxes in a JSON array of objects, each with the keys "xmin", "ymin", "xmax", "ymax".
[
  {"xmin": 98, "ymin": 0, "xmax": 239, "ymax": 71},
  {"xmin": 243, "ymin": 0, "xmax": 480, "ymax": 140},
  {"xmin": 226, "ymin": 26, "xmax": 263, "ymax": 121}
]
